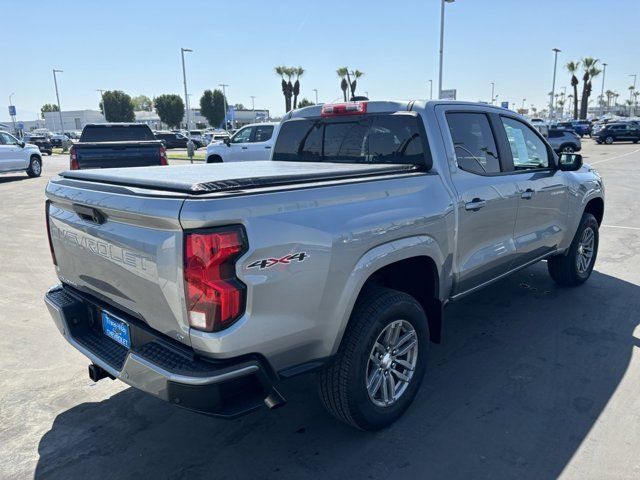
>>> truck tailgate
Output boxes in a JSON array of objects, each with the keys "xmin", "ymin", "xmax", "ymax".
[
  {"xmin": 75, "ymin": 141, "xmax": 162, "ymax": 169},
  {"xmin": 46, "ymin": 179, "xmax": 191, "ymax": 346}
]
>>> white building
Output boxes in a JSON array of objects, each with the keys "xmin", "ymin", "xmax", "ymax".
[{"xmin": 44, "ymin": 110, "xmax": 105, "ymax": 132}]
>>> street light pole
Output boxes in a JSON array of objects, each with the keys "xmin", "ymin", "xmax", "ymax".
[
  {"xmin": 491, "ymin": 82, "xmax": 495, "ymax": 105},
  {"xmin": 629, "ymin": 74, "xmax": 637, "ymax": 117},
  {"xmin": 429, "ymin": 79, "xmax": 433, "ymax": 100},
  {"xmin": 549, "ymin": 48, "xmax": 561, "ymax": 120},
  {"xmin": 180, "ymin": 48, "xmax": 193, "ymax": 131},
  {"xmin": 96, "ymin": 89, "xmax": 107, "ymax": 121},
  {"xmin": 313, "ymin": 89, "xmax": 319, "ymax": 104},
  {"xmin": 438, "ymin": 0, "xmax": 455, "ymax": 99},
  {"xmin": 522, "ymin": 98, "xmax": 526, "ymax": 111},
  {"xmin": 219, "ymin": 84, "xmax": 229, "ymax": 129},
  {"xmin": 52, "ymin": 69, "xmax": 66, "ymax": 143},
  {"xmin": 599, "ymin": 63, "xmax": 607, "ymax": 117}
]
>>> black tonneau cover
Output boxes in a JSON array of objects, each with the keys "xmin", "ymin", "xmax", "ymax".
[{"xmin": 60, "ymin": 161, "xmax": 419, "ymax": 194}]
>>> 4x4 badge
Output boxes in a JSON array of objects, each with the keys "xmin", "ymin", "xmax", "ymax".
[{"xmin": 247, "ymin": 252, "xmax": 308, "ymax": 270}]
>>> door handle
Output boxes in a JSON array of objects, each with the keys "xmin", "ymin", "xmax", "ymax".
[
  {"xmin": 242, "ymin": 146, "xmax": 248, "ymax": 150},
  {"xmin": 464, "ymin": 198, "xmax": 487, "ymax": 211},
  {"xmin": 264, "ymin": 146, "xmax": 271, "ymax": 149},
  {"xmin": 521, "ymin": 188, "xmax": 535, "ymax": 200}
]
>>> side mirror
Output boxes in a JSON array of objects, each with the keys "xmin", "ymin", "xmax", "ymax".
[
  {"xmin": 223, "ymin": 137, "xmax": 231, "ymax": 146},
  {"xmin": 19, "ymin": 141, "xmax": 25, "ymax": 148},
  {"xmin": 559, "ymin": 153, "xmax": 583, "ymax": 171}
]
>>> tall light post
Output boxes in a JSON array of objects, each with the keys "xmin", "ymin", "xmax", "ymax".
[
  {"xmin": 429, "ymin": 79, "xmax": 433, "ymax": 100},
  {"xmin": 561, "ymin": 86, "xmax": 567, "ymax": 118},
  {"xmin": 96, "ymin": 89, "xmax": 108, "ymax": 121},
  {"xmin": 8, "ymin": 93, "xmax": 17, "ymax": 134},
  {"xmin": 491, "ymin": 82, "xmax": 495, "ymax": 104},
  {"xmin": 522, "ymin": 98, "xmax": 526, "ymax": 111},
  {"xmin": 250, "ymin": 96, "xmax": 256, "ymax": 110},
  {"xmin": 180, "ymin": 48, "xmax": 193, "ymax": 130},
  {"xmin": 549, "ymin": 48, "xmax": 561, "ymax": 120},
  {"xmin": 629, "ymin": 74, "xmax": 637, "ymax": 117},
  {"xmin": 598, "ymin": 63, "xmax": 607, "ymax": 117},
  {"xmin": 52, "ymin": 69, "xmax": 66, "ymax": 144},
  {"xmin": 438, "ymin": 0, "xmax": 455, "ymax": 99},
  {"xmin": 313, "ymin": 89, "xmax": 319, "ymax": 104},
  {"xmin": 219, "ymin": 84, "xmax": 229, "ymax": 128}
]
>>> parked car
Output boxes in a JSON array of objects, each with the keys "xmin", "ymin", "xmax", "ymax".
[
  {"xmin": 546, "ymin": 128, "xmax": 582, "ymax": 153},
  {"xmin": 45, "ymin": 100, "xmax": 604, "ymax": 430},
  {"xmin": 69, "ymin": 123, "xmax": 168, "ymax": 169},
  {"xmin": 595, "ymin": 123, "xmax": 640, "ymax": 144},
  {"xmin": 23, "ymin": 134, "xmax": 53, "ymax": 155},
  {"xmin": 205, "ymin": 122, "xmax": 279, "ymax": 162},
  {"xmin": 155, "ymin": 131, "xmax": 203, "ymax": 149},
  {"xmin": 188, "ymin": 130, "xmax": 205, "ymax": 144},
  {"xmin": 572, "ymin": 120, "xmax": 592, "ymax": 137},
  {"xmin": 0, "ymin": 131, "xmax": 43, "ymax": 177},
  {"xmin": 49, "ymin": 133, "xmax": 69, "ymax": 148},
  {"xmin": 556, "ymin": 121, "xmax": 576, "ymax": 132}
]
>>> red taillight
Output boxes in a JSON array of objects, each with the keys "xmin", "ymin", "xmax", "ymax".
[
  {"xmin": 321, "ymin": 102, "xmax": 367, "ymax": 117},
  {"xmin": 45, "ymin": 201, "xmax": 57, "ymax": 266},
  {"xmin": 159, "ymin": 145, "xmax": 168, "ymax": 166},
  {"xmin": 184, "ymin": 227, "xmax": 247, "ymax": 332},
  {"xmin": 69, "ymin": 145, "xmax": 79, "ymax": 170}
]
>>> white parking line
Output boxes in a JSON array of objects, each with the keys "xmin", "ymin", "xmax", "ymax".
[
  {"xmin": 590, "ymin": 149, "xmax": 640, "ymax": 165},
  {"xmin": 601, "ymin": 224, "xmax": 640, "ymax": 231}
]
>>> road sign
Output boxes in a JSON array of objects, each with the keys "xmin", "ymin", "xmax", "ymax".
[
  {"xmin": 501, "ymin": 101, "xmax": 510, "ymax": 109},
  {"xmin": 8, "ymin": 105, "xmax": 16, "ymax": 116},
  {"xmin": 17, "ymin": 122, "xmax": 24, "ymax": 130},
  {"xmin": 439, "ymin": 89, "xmax": 457, "ymax": 100}
]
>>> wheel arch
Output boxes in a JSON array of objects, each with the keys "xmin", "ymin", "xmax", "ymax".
[
  {"xmin": 584, "ymin": 197, "xmax": 604, "ymax": 226},
  {"xmin": 206, "ymin": 154, "xmax": 223, "ymax": 163}
]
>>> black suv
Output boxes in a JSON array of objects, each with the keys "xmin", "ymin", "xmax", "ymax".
[
  {"xmin": 155, "ymin": 131, "xmax": 203, "ymax": 149},
  {"xmin": 595, "ymin": 123, "xmax": 640, "ymax": 144},
  {"xmin": 24, "ymin": 135, "xmax": 53, "ymax": 155}
]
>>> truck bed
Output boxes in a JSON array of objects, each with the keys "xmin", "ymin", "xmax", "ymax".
[{"xmin": 60, "ymin": 161, "xmax": 419, "ymax": 194}]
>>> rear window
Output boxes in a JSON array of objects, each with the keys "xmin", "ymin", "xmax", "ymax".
[
  {"xmin": 80, "ymin": 125, "xmax": 155, "ymax": 142},
  {"xmin": 272, "ymin": 113, "xmax": 428, "ymax": 166}
]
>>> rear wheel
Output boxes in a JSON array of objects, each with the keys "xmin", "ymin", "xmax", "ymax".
[
  {"xmin": 26, "ymin": 156, "xmax": 42, "ymax": 178},
  {"xmin": 560, "ymin": 144, "xmax": 575, "ymax": 153},
  {"xmin": 317, "ymin": 286, "xmax": 429, "ymax": 430},
  {"xmin": 206, "ymin": 155, "xmax": 223, "ymax": 163},
  {"xmin": 548, "ymin": 213, "xmax": 599, "ymax": 286},
  {"xmin": 604, "ymin": 136, "xmax": 614, "ymax": 145}
]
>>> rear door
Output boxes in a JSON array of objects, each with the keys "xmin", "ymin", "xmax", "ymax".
[
  {"xmin": 496, "ymin": 115, "xmax": 569, "ymax": 265},
  {"xmin": 46, "ymin": 180, "xmax": 192, "ymax": 345},
  {"xmin": 438, "ymin": 107, "xmax": 521, "ymax": 294},
  {"xmin": 244, "ymin": 125, "xmax": 275, "ymax": 160}
]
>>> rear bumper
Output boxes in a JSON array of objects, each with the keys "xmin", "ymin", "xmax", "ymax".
[{"xmin": 45, "ymin": 285, "xmax": 277, "ymax": 417}]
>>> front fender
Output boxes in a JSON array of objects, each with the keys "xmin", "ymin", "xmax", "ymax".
[{"xmin": 328, "ymin": 235, "xmax": 447, "ymax": 355}]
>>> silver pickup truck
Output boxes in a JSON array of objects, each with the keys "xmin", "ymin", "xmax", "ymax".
[{"xmin": 44, "ymin": 101, "xmax": 604, "ymax": 430}]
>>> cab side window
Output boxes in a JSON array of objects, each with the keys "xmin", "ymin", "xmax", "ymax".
[
  {"xmin": 500, "ymin": 117, "xmax": 549, "ymax": 170},
  {"xmin": 0, "ymin": 133, "xmax": 18, "ymax": 145},
  {"xmin": 446, "ymin": 113, "xmax": 501, "ymax": 174},
  {"xmin": 231, "ymin": 127, "xmax": 253, "ymax": 144},
  {"xmin": 253, "ymin": 125, "xmax": 274, "ymax": 142}
]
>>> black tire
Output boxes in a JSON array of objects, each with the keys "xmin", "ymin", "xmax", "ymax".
[
  {"xmin": 26, "ymin": 156, "xmax": 42, "ymax": 178},
  {"xmin": 548, "ymin": 213, "xmax": 599, "ymax": 286},
  {"xmin": 560, "ymin": 144, "xmax": 575, "ymax": 153},
  {"xmin": 604, "ymin": 136, "xmax": 614, "ymax": 145},
  {"xmin": 317, "ymin": 286, "xmax": 429, "ymax": 431},
  {"xmin": 206, "ymin": 155, "xmax": 223, "ymax": 163}
]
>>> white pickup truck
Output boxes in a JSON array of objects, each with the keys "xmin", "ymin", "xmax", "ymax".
[
  {"xmin": 205, "ymin": 122, "xmax": 279, "ymax": 163},
  {"xmin": 0, "ymin": 131, "xmax": 43, "ymax": 178}
]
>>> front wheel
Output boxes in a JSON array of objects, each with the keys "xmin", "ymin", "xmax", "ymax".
[
  {"xmin": 548, "ymin": 213, "xmax": 599, "ymax": 286},
  {"xmin": 561, "ymin": 144, "xmax": 575, "ymax": 153},
  {"xmin": 604, "ymin": 136, "xmax": 614, "ymax": 145},
  {"xmin": 26, "ymin": 156, "xmax": 42, "ymax": 178},
  {"xmin": 317, "ymin": 286, "xmax": 429, "ymax": 430}
]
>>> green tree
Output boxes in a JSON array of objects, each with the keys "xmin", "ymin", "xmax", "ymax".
[
  {"xmin": 40, "ymin": 103, "xmax": 59, "ymax": 119},
  {"xmin": 578, "ymin": 57, "xmax": 600, "ymax": 119},
  {"xmin": 154, "ymin": 94, "xmax": 185, "ymax": 129},
  {"xmin": 337, "ymin": 67, "xmax": 349, "ymax": 102},
  {"xmin": 292, "ymin": 66, "xmax": 305, "ymax": 109},
  {"xmin": 297, "ymin": 98, "xmax": 314, "ymax": 108},
  {"xmin": 132, "ymin": 95, "xmax": 153, "ymax": 112},
  {"xmin": 99, "ymin": 90, "xmax": 135, "ymax": 122},
  {"xmin": 200, "ymin": 89, "xmax": 226, "ymax": 127},
  {"xmin": 275, "ymin": 66, "xmax": 294, "ymax": 112},
  {"xmin": 565, "ymin": 61, "xmax": 580, "ymax": 120},
  {"xmin": 349, "ymin": 70, "xmax": 365, "ymax": 98}
]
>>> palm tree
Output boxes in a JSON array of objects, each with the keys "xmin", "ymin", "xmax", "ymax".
[
  {"xmin": 565, "ymin": 61, "xmax": 581, "ymax": 120},
  {"xmin": 292, "ymin": 67, "xmax": 305, "ymax": 110},
  {"xmin": 605, "ymin": 89, "xmax": 614, "ymax": 108},
  {"xmin": 349, "ymin": 70, "xmax": 365, "ymax": 98},
  {"xmin": 337, "ymin": 67, "xmax": 349, "ymax": 101},
  {"xmin": 578, "ymin": 58, "xmax": 600, "ymax": 119},
  {"xmin": 275, "ymin": 66, "xmax": 288, "ymax": 112}
]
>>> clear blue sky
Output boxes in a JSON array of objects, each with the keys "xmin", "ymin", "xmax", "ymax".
[{"xmin": 2, "ymin": 0, "xmax": 639, "ymax": 121}]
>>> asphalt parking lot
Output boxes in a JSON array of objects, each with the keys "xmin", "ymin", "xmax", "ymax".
[{"xmin": 1, "ymin": 141, "xmax": 639, "ymax": 480}]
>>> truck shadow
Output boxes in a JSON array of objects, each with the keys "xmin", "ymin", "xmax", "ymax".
[
  {"xmin": 35, "ymin": 265, "xmax": 640, "ymax": 480},
  {"xmin": 0, "ymin": 174, "xmax": 30, "ymax": 184}
]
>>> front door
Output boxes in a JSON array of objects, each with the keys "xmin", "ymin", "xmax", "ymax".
[
  {"xmin": 440, "ymin": 109, "xmax": 521, "ymax": 295},
  {"xmin": 227, "ymin": 126, "xmax": 254, "ymax": 161},
  {"xmin": 0, "ymin": 132, "xmax": 24, "ymax": 172},
  {"xmin": 497, "ymin": 116, "xmax": 569, "ymax": 265}
]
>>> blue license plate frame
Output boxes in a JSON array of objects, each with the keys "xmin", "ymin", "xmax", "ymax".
[{"xmin": 101, "ymin": 311, "xmax": 131, "ymax": 349}]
